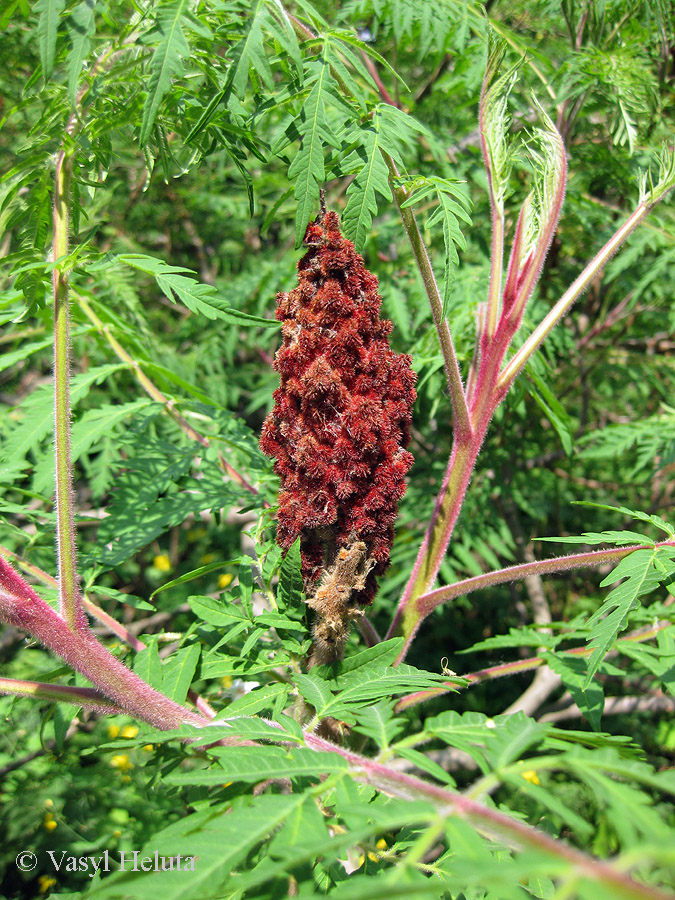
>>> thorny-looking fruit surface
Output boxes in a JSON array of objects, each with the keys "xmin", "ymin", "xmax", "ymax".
[{"xmin": 260, "ymin": 208, "xmax": 416, "ymax": 653}]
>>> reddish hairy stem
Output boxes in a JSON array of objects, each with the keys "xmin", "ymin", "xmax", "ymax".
[
  {"xmin": 409, "ymin": 541, "xmax": 673, "ymax": 646},
  {"xmin": 501, "ymin": 139, "xmax": 567, "ymax": 331},
  {"xmin": 386, "ymin": 435, "xmax": 479, "ymax": 646},
  {"xmin": 304, "ymin": 731, "xmax": 674, "ymax": 900},
  {"xmin": 391, "ymin": 194, "xmax": 666, "ymax": 660},
  {"xmin": 0, "ymin": 545, "xmax": 228, "ymax": 721},
  {"xmin": 395, "ymin": 617, "xmax": 674, "ymax": 712},
  {"xmin": 498, "ymin": 202, "xmax": 651, "ymax": 390},
  {"xmin": 387, "ymin": 334, "xmax": 514, "ymax": 653},
  {"xmin": 82, "ymin": 595, "xmax": 217, "ymax": 718},
  {"xmin": 0, "ymin": 677, "xmax": 121, "ymax": 714},
  {"xmin": 0, "ymin": 557, "xmax": 209, "ymax": 731},
  {"xmin": 479, "ymin": 129, "xmax": 505, "ymax": 342}
]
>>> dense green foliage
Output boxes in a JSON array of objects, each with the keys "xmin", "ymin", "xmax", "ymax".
[{"xmin": 1, "ymin": 1, "xmax": 675, "ymax": 898}]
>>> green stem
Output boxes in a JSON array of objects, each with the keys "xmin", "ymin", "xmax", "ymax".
[
  {"xmin": 53, "ymin": 151, "xmax": 83, "ymax": 631},
  {"xmin": 49, "ymin": 39, "xmax": 142, "ymax": 630},
  {"xmin": 385, "ymin": 154, "xmax": 472, "ymax": 441}
]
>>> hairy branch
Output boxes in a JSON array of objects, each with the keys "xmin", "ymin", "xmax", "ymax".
[
  {"xmin": 395, "ymin": 617, "xmax": 673, "ymax": 712},
  {"xmin": 304, "ymin": 731, "xmax": 673, "ymax": 900}
]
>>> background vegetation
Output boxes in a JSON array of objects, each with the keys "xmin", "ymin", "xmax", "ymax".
[{"xmin": 0, "ymin": 1, "xmax": 675, "ymax": 898}]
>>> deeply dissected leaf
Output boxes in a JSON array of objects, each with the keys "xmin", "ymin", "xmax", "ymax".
[
  {"xmin": 0, "ymin": 364, "xmax": 125, "ymax": 483},
  {"xmin": 288, "ymin": 50, "xmax": 332, "ymax": 246},
  {"xmin": 400, "ymin": 175, "xmax": 472, "ymax": 315},
  {"xmin": 296, "ymin": 657, "xmax": 456, "ymax": 724},
  {"xmin": 83, "ymin": 794, "xmax": 310, "ymax": 899},
  {"xmin": 287, "ymin": 42, "xmax": 355, "ymax": 245},
  {"xmin": 140, "ymin": 0, "xmax": 192, "ymax": 145},
  {"xmin": 67, "ymin": 0, "xmax": 96, "ymax": 104},
  {"xmin": 35, "ymin": 0, "xmax": 66, "ymax": 79},
  {"xmin": 229, "ymin": 0, "xmax": 273, "ymax": 98},
  {"xmin": 33, "ymin": 399, "xmax": 155, "ymax": 493},
  {"xmin": 584, "ymin": 548, "xmax": 661, "ymax": 687},
  {"xmin": 161, "ymin": 643, "xmax": 200, "ymax": 703},
  {"xmin": 351, "ymin": 700, "xmax": 405, "ymax": 748},
  {"xmin": 167, "ymin": 745, "xmax": 348, "ymax": 784},
  {"xmin": 278, "ymin": 537, "xmax": 303, "ymax": 609},
  {"xmin": 424, "ymin": 711, "xmax": 549, "ymax": 774},
  {"xmin": 543, "ymin": 652, "xmax": 605, "ymax": 731},
  {"xmin": 342, "ymin": 114, "xmax": 392, "ymax": 251},
  {"xmin": 118, "ymin": 255, "xmax": 279, "ymax": 326}
]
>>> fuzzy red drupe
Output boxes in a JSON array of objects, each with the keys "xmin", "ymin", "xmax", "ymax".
[{"xmin": 260, "ymin": 209, "xmax": 416, "ymax": 611}]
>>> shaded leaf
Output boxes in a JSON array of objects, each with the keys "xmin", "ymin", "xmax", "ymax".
[{"xmin": 35, "ymin": 0, "xmax": 66, "ymax": 79}]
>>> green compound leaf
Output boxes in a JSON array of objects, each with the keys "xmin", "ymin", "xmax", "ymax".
[
  {"xmin": 342, "ymin": 113, "xmax": 392, "ymax": 252},
  {"xmin": 140, "ymin": 0, "xmax": 193, "ymax": 145},
  {"xmin": 35, "ymin": 0, "xmax": 66, "ymax": 80},
  {"xmin": 167, "ymin": 745, "xmax": 348, "ymax": 784},
  {"xmin": 585, "ymin": 548, "xmax": 662, "ymax": 688},
  {"xmin": 118, "ymin": 255, "xmax": 279, "ymax": 327}
]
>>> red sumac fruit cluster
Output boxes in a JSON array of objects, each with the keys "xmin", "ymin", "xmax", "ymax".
[{"xmin": 260, "ymin": 208, "xmax": 416, "ymax": 606}]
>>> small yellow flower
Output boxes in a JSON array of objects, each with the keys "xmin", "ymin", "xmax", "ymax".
[
  {"xmin": 43, "ymin": 813, "xmax": 57, "ymax": 831},
  {"xmin": 107, "ymin": 724, "xmax": 120, "ymax": 739},
  {"xmin": 44, "ymin": 799, "xmax": 54, "ymax": 809},
  {"xmin": 218, "ymin": 573, "xmax": 233, "ymax": 589},
  {"xmin": 112, "ymin": 829, "xmax": 122, "ymax": 838},
  {"xmin": 121, "ymin": 725, "xmax": 139, "ymax": 739},
  {"xmin": 221, "ymin": 675, "xmax": 233, "ymax": 689},
  {"xmin": 153, "ymin": 554, "xmax": 171, "ymax": 572},
  {"xmin": 362, "ymin": 838, "xmax": 387, "ymax": 863},
  {"xmin": 222, "ymin": 781, "xmax": 233, "ymax": 788},
  {"xmin": 110, "ymin": 754, "xmax": 134, "ymax": 772},
  {"xmin": 521, "ymin": 769, "xmax": 540, "ymax": 785},
  {"xmin": 200, "ymin": 553, "xmax": 215, "ymax": 565},
  {"xmin": 142, "ymin": 744, "xmax": 155, "ymax": 752},
  {"xmin": 38, "ymin": 875, "xmax": 57, "ymax": 893}
]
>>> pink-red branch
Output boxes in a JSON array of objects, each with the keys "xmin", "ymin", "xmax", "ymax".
[
  {"xmin": 395, "ymin": 616, "xmax": 673, "ymax": 712},
  {"xmin": 0, "ymin": 677, "xmax": 121, "ymax": 714},
  {"xmin": 304, "ymin": 730, "xmax": 674, "ymax": 900},
  {"xmin": 394, "ymin": 540, "xmax": 674, "ymax": 661},
  {"xmin": 0, "ymin": 556, "xmax": 209, "ymax": 731}
]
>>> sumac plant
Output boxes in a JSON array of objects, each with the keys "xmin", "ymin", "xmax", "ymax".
[{"xmin": 1, "ymin": 3, "xmax": 675, "ymax": 899}]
